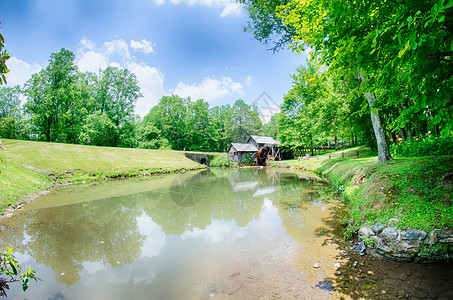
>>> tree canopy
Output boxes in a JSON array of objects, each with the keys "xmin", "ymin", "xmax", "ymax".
[{"xmin": 243, "ymin": 0, "xmax": 453, "ymax": 161}]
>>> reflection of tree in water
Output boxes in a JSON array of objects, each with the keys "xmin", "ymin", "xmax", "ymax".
[
  {"xmin": 0, "ymin": 199, "xmax": 145, "ymax": 286},
  {"xmin": 142, "ymin": 169, "xmax": 265, "ymax": 234}
]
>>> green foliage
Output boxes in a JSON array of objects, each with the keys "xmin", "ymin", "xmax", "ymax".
[
  {"xmin": 209, "ymin": 155, "xmax": 235, "ymax": 167},
  {"xmin": 0, "ymin": 248, "xmax": 39, "ymax": 297},
  {"xmin": 21, "ymin": 49, "xmax": 141, "ymax": 146},
  {"xmin": 238, "ymin": 152, "xmax": 256, "ymax": 166},
  {"xmin": 0, "ymin": 23, "xmax": 10, "ymax": 85},
  {"xmin": 141, "ymin": 96, "xmax": 264, "ymax": 152},
  {"xmin": 363, "ymin": 237, "xmax": 377, "ymax": 248},
  {"xmin": 390, "ymin": 135, "xmax": 453, "ymax": 157},
  {"xmin": 0, "ymin": 86, "xmax": 24, "ymax": 139},
  {"xmin": 277, "ymin": 60, "xmax": 368, "ymax": 153},
  {"xmin": 224, "ymin": 99, "xmax": 263, "ymax": 144},
  {"xmin": 417, "ymin": 243, "xmax": 450, "ymax": 262},
  {"xmin": 79, "ymin": 111, "xmax": 118, "ymax": 146}
]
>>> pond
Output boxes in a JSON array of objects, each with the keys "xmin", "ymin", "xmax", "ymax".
[{"xmin": 0, "ymin": 168, "xmax": 452, "ymax": 299}]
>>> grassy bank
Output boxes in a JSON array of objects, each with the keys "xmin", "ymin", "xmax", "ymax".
[
  {"xmin": 0, "ymin": 139, "xmax": 205, "ymax": 212},
  {"xmin": 276, "ymin": 146, "xmax": 453, "ymax": 237}
]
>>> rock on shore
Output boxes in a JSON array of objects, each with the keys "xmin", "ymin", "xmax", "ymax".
[{"xmin": 358, "ymin": 219, "xmax": 453, "ymax": 262}]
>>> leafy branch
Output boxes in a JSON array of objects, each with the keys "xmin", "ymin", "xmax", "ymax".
[{"xmin": 0, "ymin": 248, "xmax": 40, "ymax": 297}]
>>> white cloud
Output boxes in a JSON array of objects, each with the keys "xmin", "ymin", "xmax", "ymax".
[
  {"xmin": 173, "ymin": 76, "xmax": 244, "ymax": 102},
  {"xmin": 155, "ymin": 0, "xmax": 242, "ymax": 17},
  {"xmin": 104, "ymin": 39, "xmax": 132, "ymax": 63},
  {"xmin": 128, "ymin": 62, "xmax": 165, "ymax": 117},
  {"xmin": 220, "ymin": 2, "xmax": 242, "ymax": 17},
  {"xmin": 245, "ymin": 75, "xmax": 253, "ymax": 86},
  {"xmin": 78, "ymin": 51, "xmax": 109, "ymax": 73},
  {"xmin": 130, "ymin": 39, "xmax": 155, "ymax": 54},
  {"xmin": 5, "ymin": 57, "xmax": 42, "ymax": 87},
  {"xmin": 76, "ymin": 38, "xmax": 165, "ymax": 116}
]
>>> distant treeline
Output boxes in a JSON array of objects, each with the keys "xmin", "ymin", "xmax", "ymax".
[{"xmin": 0, "ymin": 49, "xmax": 276, "ymax": 152}]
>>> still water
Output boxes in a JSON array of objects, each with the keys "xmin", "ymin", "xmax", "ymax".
[{"xmin": 1, "ymin": 168, "xmax": 452, "ymax": 299}]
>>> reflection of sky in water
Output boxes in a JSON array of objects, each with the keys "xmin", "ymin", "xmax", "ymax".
[
  {"xmin": 253, "ymin": 186, "xmax": 278, "ymax": 197},
  {"xmin": 136, "ymin": 213, "xmax": 166, "ymax": 259},
  {"xmin": 232, "ymin": 181, "xmax": 259, "ymax": 191},
  {"xmin": 312, "ymin": 199, "xmax": 327, "ymax": 211},
  {"xmin": 180, "ymin": 220, "xmax": 246, "ymax": 244}
]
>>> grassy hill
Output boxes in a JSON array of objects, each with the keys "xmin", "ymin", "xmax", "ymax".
[{"xmin": 0, "ymin": 139, "xmax": 205, "ymax": 212}]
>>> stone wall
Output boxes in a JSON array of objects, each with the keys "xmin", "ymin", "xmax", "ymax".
[
  {"xmin": 184, "ymin": 153, "xmax": 210, "ymax": 166},
  {"xmin": 358, "ymin": 219, "xmax": 453, "ymax": 262}
]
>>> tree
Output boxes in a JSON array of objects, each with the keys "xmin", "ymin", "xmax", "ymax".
[
  {"xmin": 0, "ymin": 86, "xmax": 23, "ymax": 139},
  {"xmin": 93, "ymin": 66, "xmax": 142, "ymax": 147},
  {"xmin": 186, "ymin": 99, "xmax": 217, "ymax": 151},
  {"xmin": 209, "ymin": 104, "xmax": 231, "ymax": 152},
  {"xmin": 23, "ymin": 48, "xmax": 80, "ymax": 142},
  {"xmin": 79, "ymin": 111, "xmax": 118, "ymax": 146},
  {"xmin": 242, "ymin": 0, "xmax": 297, "ymax": 53},
  {"xmin": 224, "ymin": 99, "xmax": 263, "ymax": 143},
  {"xmin": 263, "ymin": 113, "xmax": 279, "ymax": 139},
  {"xmin": 144, "ymin": 95, "xmax": 189, "ymax": 150}
]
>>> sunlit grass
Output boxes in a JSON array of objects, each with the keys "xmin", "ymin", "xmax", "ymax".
[{"xmin": 0, "ymin": 161, "xmax": 52, "ymax": 211}]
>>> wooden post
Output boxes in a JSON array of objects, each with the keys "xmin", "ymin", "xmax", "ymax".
[
  {"xmin": 342, "ymin": 152, "xmax": 344, "ymax": 158},
  {"xmin": 328, "ymin": 154, "xmax": 331, "ymax": 159},
  {"xmin": 356, "ymin": 150, "xmax": 359, "ymax": 157}
]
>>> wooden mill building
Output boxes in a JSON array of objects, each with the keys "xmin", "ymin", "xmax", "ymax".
[{"xmin": 227, "ymin": 135, "xmax": 281, "ymax": 165}]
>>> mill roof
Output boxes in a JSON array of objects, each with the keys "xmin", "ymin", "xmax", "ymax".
[
  {"xmin": 229, "ymin": 143, "xmax": 259, "ymax": 152},
  {"xmin": 248, "ymin": 135, "xmax": 280, "ymax": 145}
]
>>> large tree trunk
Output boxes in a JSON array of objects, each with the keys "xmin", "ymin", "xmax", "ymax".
[{"xmin": 366, "ymin": 92, "xmax": 392, "ymax": 162}]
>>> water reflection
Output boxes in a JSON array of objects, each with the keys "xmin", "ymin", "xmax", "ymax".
[{"xmin": 0, "ymin": 168, "xmax": 342, "ymax": 299}]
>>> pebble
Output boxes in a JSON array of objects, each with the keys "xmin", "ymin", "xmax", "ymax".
[
  {"xmin": 398, "ymin": 273, "xmax": 408, "ymax": 281},
  {"xmin": 313, "ymin": 263, "xmax": 321, "ymax": 268}
]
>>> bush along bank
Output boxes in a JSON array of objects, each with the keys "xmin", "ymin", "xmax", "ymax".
[{"xmin": 283, "ymin": 155, "xmax": 453, "ymax": 262}]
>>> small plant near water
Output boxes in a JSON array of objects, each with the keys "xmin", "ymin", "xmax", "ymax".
[
  {"xmin": 417, "ymin": 243, "xmax": 450, "ymax": 262},
  {"xmin": 238, "ymin": 153, "xmax": 255, "ymax": 166},
  {"xmin": 0, "ymin": 248, "xmax": 40, "ymax": 297},
  {"xmin": 363, "ymin": 237, "xmax": 377, "ymax": 248},
  {"xmin": 209, "ymin": 155, "xmax": 235, "ymax": 167}
]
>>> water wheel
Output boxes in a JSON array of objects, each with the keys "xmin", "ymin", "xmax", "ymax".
[{"xmin": 257, "ymin": 147, "xmax": 270, "ymax": 166}]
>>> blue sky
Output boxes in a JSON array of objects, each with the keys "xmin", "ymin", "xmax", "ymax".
[{"xmin": 2, "ymin": 0, "xmax": 308, "ymax": 119}]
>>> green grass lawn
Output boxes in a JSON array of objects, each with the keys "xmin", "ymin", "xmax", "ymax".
[
  {"xmin": 277, "ymin": 147, "xmax": 453, "ymax": 235},
  {"xmin": 0, "ymin": 139, "xmax": 206, "ymax": 212}
]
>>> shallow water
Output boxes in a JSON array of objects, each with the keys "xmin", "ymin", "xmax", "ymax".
[{"xmin": 0, "ymin": 168, "xmax": 452, "ymax": 299}]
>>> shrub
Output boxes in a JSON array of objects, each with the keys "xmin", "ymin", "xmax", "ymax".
[
  {"xmin": 209, "ymin": 155, "xmax": 235, "ymax": 167},
  {"xmin": 390, "ymin": 135, "xmax": 453, "ymax": 157}
]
